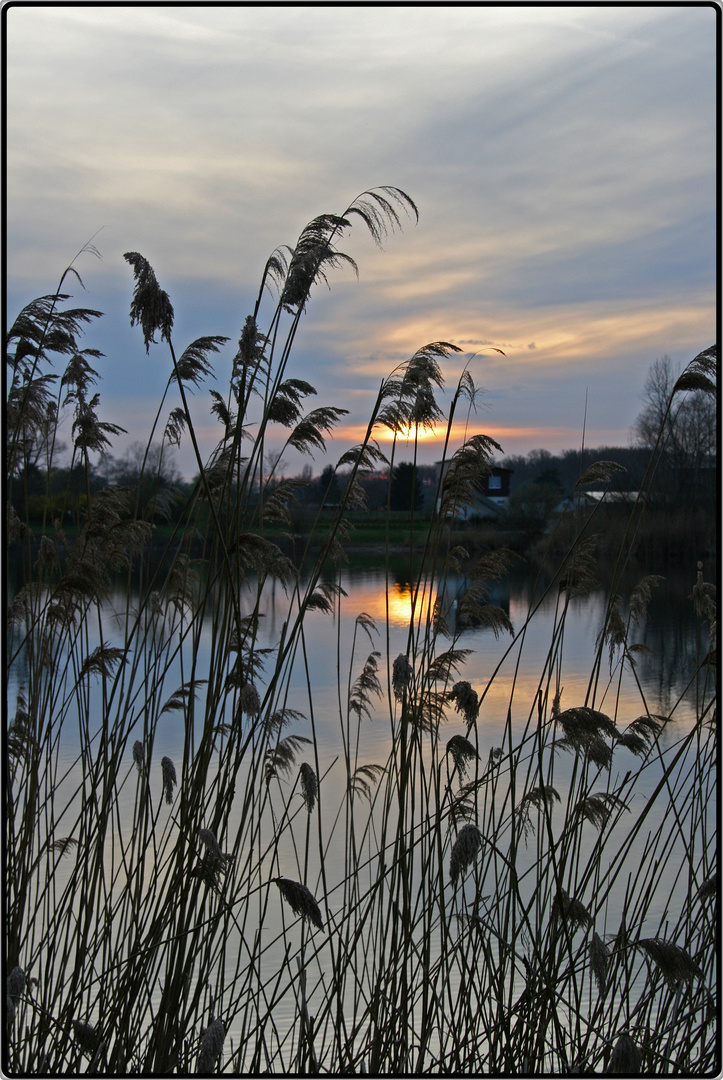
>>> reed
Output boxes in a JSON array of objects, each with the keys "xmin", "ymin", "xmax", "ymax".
[{"xmin": 5, "ymin": 189, "xmax": 717, "ymax": 1075}]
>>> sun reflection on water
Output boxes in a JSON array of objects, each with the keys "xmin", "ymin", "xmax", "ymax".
[{"xmin": 339, "ymin": 577, "xmax": 440, "ymax": 628}]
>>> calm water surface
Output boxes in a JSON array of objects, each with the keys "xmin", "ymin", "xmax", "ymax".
[{"xmin": 6, "ymin": 559, "xmax": 714, "ymax": 1067}]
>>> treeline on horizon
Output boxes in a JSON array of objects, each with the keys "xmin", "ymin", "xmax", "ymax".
[
  {"xmin": 10, "ymin": 328, "xmax": 716, "ymax": 557},
  {"xmin": 11, "ymin": 436, "xmax": 716, "ymax": 553}
]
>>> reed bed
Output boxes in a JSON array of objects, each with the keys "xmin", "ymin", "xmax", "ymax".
[{"xmin": 5, "ymin": 188, "xmax": 718, "ymax": 1075}]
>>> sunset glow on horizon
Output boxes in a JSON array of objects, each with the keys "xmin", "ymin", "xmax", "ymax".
[{"xmin": 327, "ymin": 421, "xmax": 575, "ymax": 458}]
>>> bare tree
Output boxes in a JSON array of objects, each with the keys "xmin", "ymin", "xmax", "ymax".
[
  {"xmin": 634, "ymin": 354, "xmax": 716, "ymax": 508},
  {"xmin": 104, "ymin": 440, "xmax": 182, "ymax": 520}
]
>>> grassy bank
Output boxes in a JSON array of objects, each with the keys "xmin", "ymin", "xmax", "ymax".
[{"xmin": 5, "ymin": 190, "xmax": 718, "ymax": 1075}]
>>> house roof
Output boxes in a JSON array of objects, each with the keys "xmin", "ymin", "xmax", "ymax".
[{"xmin": 555, "ymin": 490, "xmax": 644, "ymax": 513}]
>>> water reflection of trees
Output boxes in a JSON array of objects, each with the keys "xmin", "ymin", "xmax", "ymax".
[
  {"xmin": 439, "ymin": 573, "xmax": 512, "ymax": 632},
  {"xmin": 634, "ymin": 576, "xmax": 711, "ymax": 717},
  {"xmin": 11, "ymin": 557, "xmax": 703, "ymax": 730},
  {"xmin": 435, "ymin": 565, "xmax": 709, "ymax": 720}
]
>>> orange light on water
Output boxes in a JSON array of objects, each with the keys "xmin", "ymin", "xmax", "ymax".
[
  {"xmin": 386, "ymin": 583, "xmax": 414, "ymax": 626},
  {"xmin": 347, "ymin": 579, "xmax": 439, "ymax": 629}
]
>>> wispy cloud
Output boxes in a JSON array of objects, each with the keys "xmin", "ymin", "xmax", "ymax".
[{"xmin": 5, "ymin": 5, "xmax": 715, "ymax": 477}]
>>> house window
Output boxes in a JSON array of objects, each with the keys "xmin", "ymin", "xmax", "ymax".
[{"xmin": 488, "ymin": 475, "xmax": 502, "ymax": 490}]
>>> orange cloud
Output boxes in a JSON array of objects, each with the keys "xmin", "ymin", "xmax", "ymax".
[{"xmin": 339, "ymin": 297, "xmax": 713, "ymax": 380}]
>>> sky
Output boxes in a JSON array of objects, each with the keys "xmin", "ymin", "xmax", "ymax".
[{"xmin": 4, "ymin": 3, "xmax": 718, "ymax": 480}]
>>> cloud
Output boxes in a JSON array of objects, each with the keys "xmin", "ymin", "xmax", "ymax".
[{"xmin": 5, "ymin": 6, "xmax": 715, "ymax": 478}]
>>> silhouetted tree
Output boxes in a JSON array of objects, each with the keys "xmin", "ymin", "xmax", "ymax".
[
  {"xmin": 633, "ymin": 355, "xmax": 716, "ymax": 509},
  {"xmin": 104, "ymin": 440, "xmax": 182, "ymax": 521},
  {"xmin": 389, "ymin": 462, "xmax": 422, "ymax": 512},
  {"xmin": 317, "ymin": 464, "xmax": 341, "ymax": 507}
]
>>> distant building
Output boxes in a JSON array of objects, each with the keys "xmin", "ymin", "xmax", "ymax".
[
  {"xmin": 553, "ymin": 489, "xmax": 644, "ymax": 515},
  {"xmin": 435, "ymin": 463, "xmax": 513, "ymax": 521}
]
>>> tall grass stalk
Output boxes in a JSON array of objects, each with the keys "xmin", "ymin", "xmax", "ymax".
[{"xmin": 5, "ymin": 189, "xmax": 717, "ymax": 1075}]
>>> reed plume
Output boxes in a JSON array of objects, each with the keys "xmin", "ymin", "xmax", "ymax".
[
  {"xmin": 609, "ymin": 1032, "xmax": 642, "ymax": 1074},
  {"xmin": 197, "ymin": 1017, "xmax": 224, "ymax": 1074},
  {"xmin": 199, "ymin": 828, "xmax": 228, "ymax": 863},
  {"xmin": 274, "ymin": 878, "xmax": 324, "ymax": 930},
  {"xmin": 517, "ymin": 784, "xmax": 560, "ymax": 842},
  {"xmin": 238, "ymin": 681, "xmax": 261, "ymax": 718},
  {"xmin": 123, "ymin": 251, "xmax": 174, "ymax": 352},
  {"xmin": 6, "ymin": 967, "xmax": 25, "ymax": 1023},
  {"xmin": 635, "ymin": 938, "xmax": 703, "ymax": 987},
  {"xmin": 132, "ymin": 740, "xmax": 144, "ymax": 775},
  {"xmin": 299, "ymin": 762, "xmax": 318, "ymax": 813},
  {"xmin": 575, "ymin": 792, "xmax": 629, "ymax": 831},
  {"xmin": 448, "ymin": 681, "xmax": 480, "ymax": 728},
  {"xmin": 589, "ymin": 932, "xmax": 609, "ymax": 996},
  {"xmin": 72, "ymin": 1019, "xmax": 101, "ymax": 1056},
  {"xmin": 696, "ymin": 876, "xmax": 716, "ymax": 903},
  {"xmin": 449, "ymin": 824, "xmax": 483, "ymax": 885},
  {"xmin": 555, "ymin": 706, "xmax": 618, "ymax": 768},
  {"xmin": 552, "ymin": 889, "xmax": 592, "ymax": 932},
  {"xmin": 349, "ymin": 763, "xmax": 385, "ymax": 802},
  {"xmin": 161, "ymin": 756, "xmax": 177, "ymax": 805},
  {"xmin": 349, "ymin": 652, "xmax": 383, "ymax": 719},
  {"xmin": 392, "ymin": 653, "xmax": 413, "ymax": 701},
  {"xmin": 265, "ymin": 735, "xmax": 311, "ymax": 783},
  {"xmin": 446, "ymin": 734, "xmax": 478, "ymax": 778}
]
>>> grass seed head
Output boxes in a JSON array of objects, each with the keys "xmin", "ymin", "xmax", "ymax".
[
  {"xmin": 589, "ymin": 932, "xmax": 609, "ymax": 995},
  {"xmin": 392, "ymin": 654, "xmax": 412, "ymax": 701},
  {"xmin": 7, "ymin": 967, "xmax": 25, "ymax": 1000},
  {"xmin": 149, "ymin": 588, "xmax": 164, "ymax": 617},
  {"xmin": 197, "ymin": 1017, "xmax": 224, "ymax": 1074},
  {"xmin": 615, "ymin": 731, "xmax": 648, "ymax": 755},
  {"xmin": 132, "ymin": 740, "xmax": 144, "ymax": 775},
  {"xmin": 635, "ymin": 937, "xmax": 703, "ymax": 987},
  {"xmin": 36, "ymin": 534, "xmax": 58, "ymax": 571},
  {"xmin": 7, "ymin": 503, "xmax": 27, "ymax": 544},
  {"xmin": 449, "ymin": 823, "xmax": 483, "ymax": 885},
  {"xmin": 263, "ymin": 707, "xmax": 305, "ymax": 737},
  {"xmin": 556, "ymin": 706, "xmax": 617, "ymax": 768},
  {"xmin": 690, "ymin": 563, "xmax": 717, "ymax": 628},
  {"xmin": 449, "ymin": 681, "xmax": 480, "ymax": 729},
  {"xmin": 199, "ymin": 828, "xmax": 225, "ymax": 862},
  {"xmin": 609, "ymin": 1032, "xmax": 642, "ymax": 1074},
  {"xmin": 123, "ymin": 251, "xmax": 174, "ymax": 352},
  {"xmin": 349, "ymin": 651, "xmax": 383, "ymax": 719},
  {"xmin": 274, "ymin": 877, "xmax": 324, "ymax": 930},
  {"xmin": 552, "ymin": 889, "xmax": 592, "ymax": 932},
  {"xmin": 349, "ymin": 762, "xmax": 385, "ymax": 802},
  {"xmin": 72, "ymin": 1019, "xmax": 100, "ymax": 1056},
  {"xmin": 161, "ymin": 756, "xmax": 177, "ymax": 804},
  {"xmin": 265, "ymin": 734, "xmax": 311, "ymax": 783},
  {"xmin": 517, "ymin": 784, "xmax": 560, "ymax": 842},
  {"xmin": 697, "ymin": 876, "xmax": 716, "ymax": 902},
  {"xmin": 558, "ymin": 535, "xmax": 599, "ymax": 596},
  {"xmin": 239, "ymin": 681, "xmax": 261, "ymax": 717},
  {"xmin": 446, "ymin": 734, "xmax": 478, "ymax": 778},
  {"xmin": 576, "ymin": 792, "xmax": 629, "ymax": 831},
  {"xmin": 7, "ymin": 968, "xmax": 25, "ymax": 1019},
  {"xmin": 299, "ymin": 762, "xmax": 318, "ymax": 812},
  {"xmin": 629, "ymin": 574, "xmax": 664, "ymax": 623}
]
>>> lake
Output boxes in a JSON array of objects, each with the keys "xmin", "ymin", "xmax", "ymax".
[{"xmin": 6, "ymin": 554, "xmax": 715, "ymax": 1072}]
